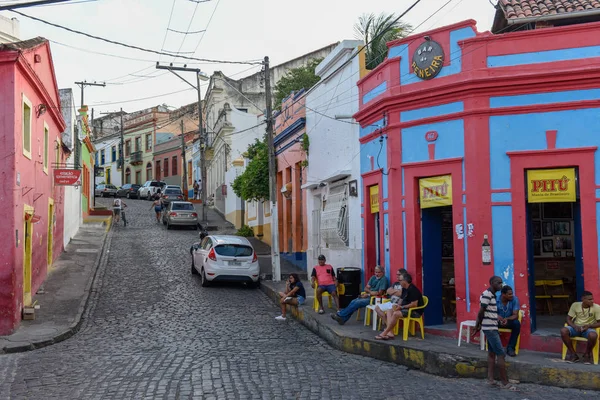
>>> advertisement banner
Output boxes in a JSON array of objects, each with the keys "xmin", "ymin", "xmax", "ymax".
[
  {"xmin": 527, "ymin": 168, "xmax": 576, "ymax": 203},
  {"xmin": 419, "ymin": 175, "xmax": 452, "ymax": 209},
  {"xmin": 369, "ymin": 185, "xmax": 379, "ymax": 214},
  {"xmin": 53, "ymin": 169, "xmax": 82, "ymax": 186}
]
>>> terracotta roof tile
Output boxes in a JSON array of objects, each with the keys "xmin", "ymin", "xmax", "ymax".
[{"xmin": 500, "ymin": 0, "xmax": 600, "ymax": 20}]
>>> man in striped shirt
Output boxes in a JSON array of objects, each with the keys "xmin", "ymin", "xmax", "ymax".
[{"xmin": 474, "ymin": 276, "xmax": 516, "ymax": 391}]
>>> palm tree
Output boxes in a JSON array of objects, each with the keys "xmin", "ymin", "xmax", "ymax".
[{"xmin": 354, "ymin": 13, "xmax": 413, "ymax": 70}]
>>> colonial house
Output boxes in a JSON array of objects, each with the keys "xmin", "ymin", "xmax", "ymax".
[
  {"xmin": 303, "ymin": 40, "xmax": 367, "ymax": 277},
  {"xmin": 0, "ymin": 37, "xmax": 66, "ymax": 334}
]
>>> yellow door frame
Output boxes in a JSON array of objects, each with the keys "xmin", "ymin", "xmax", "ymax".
[
  {"xmin": 23, "ymin": 204, "xmax": 34, "ymax": 306},
  {"xmin": 47, "ymin": 198, "xmax": 54, "ymax": 270}
]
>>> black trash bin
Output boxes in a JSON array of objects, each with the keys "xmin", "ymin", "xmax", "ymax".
[{"xmin": 337, "ymin": 267, "xmax": 362, "ymax": 309}]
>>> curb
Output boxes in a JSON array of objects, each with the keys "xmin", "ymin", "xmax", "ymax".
[
  {"xmin": 1, "ymin": 223, "xmax": 113, "ymax": 354},
  {"xmin": 260, "ymin": 282, "xmax": 600, "ymax": 391}
]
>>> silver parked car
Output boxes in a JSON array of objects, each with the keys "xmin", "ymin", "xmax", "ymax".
[
  {"xmin": 190, "ymin": 235, "xmax": 260, "ymax": 288},
  {"xmin": 95, "ymin": 184, "xmax": 118, "ymax": 197},
  {"xmin": 162, "ymin": 201, "xmax": 198, "ymax": 230}
]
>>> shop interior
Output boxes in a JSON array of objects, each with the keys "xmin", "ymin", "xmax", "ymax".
[
  {"xmin": 421, "ymin": 205, "xmax": 456, "ymax": 328},
  {"xmin": 528, "ymin": 201, "xmax": 581, "ymax": 335}
]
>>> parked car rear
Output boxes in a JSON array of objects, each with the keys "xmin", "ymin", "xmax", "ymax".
[
  {"xmin": 162, "ymin": 201, "xmax": 198, "ymax": 230},
  {"xmin": 117, "ymin": 184, "xmax": 141, "ymax": 199},
  {"xmin": 161, "ymin": 188, "xmax": 184, "ymax": 206},
  {"xmin": 138, "ymin": 181, "xmax": 166, "ymax": 200},
  {"xmin": 95, "ymin": 184, "xmax": 118, "ymax": 197}
]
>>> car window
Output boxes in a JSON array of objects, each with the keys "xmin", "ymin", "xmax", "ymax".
[
  {"xmin": 214, "ymin": 244, "xmax": 253, "ymax": 257},
  {"xmin": 165, "ymin": 189, "xmax": 182, "ymax": 195},
  {"xmin": 201, "ymin": 238, "xmax": 212, "ymax": 250},
  {"xmin": 172, "ymin": 203, "xmax": 194, "ymax": 211},
  {"xmin": 98, "ymin": 185, "xmax": 104, "ymax": 189}
]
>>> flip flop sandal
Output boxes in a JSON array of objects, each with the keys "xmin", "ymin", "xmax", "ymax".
[
  {"xmin": 375, "ymin": 335, "xmax": 390, "ymax": 340},
  {"xmin": 318, "ymin": 309, "xmax": 325, "ymax": 314},
  {"xmin": 486, "ymin": 380, "xmax": 499, "ymax": 387},
  {"xmin": 500, "ymin": 384, "xmax": 518, "ymax": 392},
  {"xmin": 385, "ymin": 334, "xmax": 395, "ymax": 340}
]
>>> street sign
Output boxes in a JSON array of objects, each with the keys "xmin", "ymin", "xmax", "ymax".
[{"xmin": 53, "ymin": 169, "xmax": 82, "ymax": 186}]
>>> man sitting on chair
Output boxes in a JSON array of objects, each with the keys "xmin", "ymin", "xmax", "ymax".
[
  {"xmin": 311, "ymin": 255, "xmax": 339, "ymax": 314},
  {"xmin": 374, "ymin": 269, "xmax": 407, "ymax": 328},
  {"xmin": 376, "ymin": 273, "xmax": 423, "ymax": 340},
  {"xmin": 496, "ymin": 285, "xmax": 520, "ymax": 357},
  {"xmin": 331, "ymin": 266, "xmax": 389, "ymax": 325},
  {"xmin": 560, "ymin": 290, "xmax": 600, "ymax": 364}
]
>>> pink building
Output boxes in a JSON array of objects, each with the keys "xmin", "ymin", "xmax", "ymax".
[
  {"xmin": 0, "ymin": 38, "xmax": 67, "ymax": 335},
  {"xmin": 274, "ymin": 90, "xmax": 308, "ymax": 269}
]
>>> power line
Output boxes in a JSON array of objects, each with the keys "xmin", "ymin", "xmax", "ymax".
[
  {"xmin": 11, "ymin": 10, "xmax": 262, "ymax": 65},
  {"xmin": 158, "ymin": 0, "xmax": 176, "ymax": 64},
  {"xmin": 0, "ymin": 0, "xmax": 72, "ymax": 10},
  {"xmin": 190, "ymin": 0, "xmax": 221, "ymax": 56},
  {"xmin": 170, "ymin": 0, "xmax": 201, "ymax": 63}
]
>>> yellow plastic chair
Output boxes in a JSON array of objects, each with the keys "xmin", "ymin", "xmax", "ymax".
[
  {"xmin": 561, "ymin": 324, "xmax": 600, "ymax": 365},
  {"xmin": 312, "ymin": 279, "xmax": 333, "ymax": 312},
  {"xmin": 545, "ymin": 280, "xmax": 570, "ymax": 313},
  {"xmin": 535, "ymin": 280, "xmax": 553, "ymax": 315},
  {"xmin": 365, "ymin": 298, "xmax": 390, "ymax": 327},
  {"xmin": 486, "ymin": 310, "xmax": 523, "ymax": 355},
  {"xmin": 393, "ymin": 296, "xmax": 429, "ymax": 340}
]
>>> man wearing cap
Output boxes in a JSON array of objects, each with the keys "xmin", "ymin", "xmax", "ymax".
[
  {"xmin": 311, "ymin": 255, "xmax": 340, "ymax": 314},
  {"xmin": 331, "ymin": 266, "xmax": 389, "ymax": 325}
]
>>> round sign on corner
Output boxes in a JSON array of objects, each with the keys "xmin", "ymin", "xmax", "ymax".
[{"xmin": 412, "ymin": 39, "xmax": 445, "ymax": 80}]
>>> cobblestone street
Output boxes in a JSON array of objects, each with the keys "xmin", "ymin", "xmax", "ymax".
[{"xmin": 0, "ymin": 198, "xmax": 596, "ymax": 399}]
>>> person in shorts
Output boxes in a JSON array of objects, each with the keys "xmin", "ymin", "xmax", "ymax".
[
  {"xmin": 376, "ymin": 272, "xmax": 423, "ymax": 340},
  {"xmin": 150, "ymin": 189, "xmax": 162, "ymax": 222},
  {"xmin": 310, "ymin": 255, "xmax": 339, "ymax": 314},
  {"xmin": 276, "ymin": 273, "xmax": 306, "ymax": 321},
  {"xmin": 560, "ymin": 291, "xmax": 600, "ymax": 364},
  {"xmin": 112, "ymin": 197, "xmax": 127, "ymax": 225},
  {"xmin": 374, "ymin": 269, "xmax": 407, "ymax": 327}
]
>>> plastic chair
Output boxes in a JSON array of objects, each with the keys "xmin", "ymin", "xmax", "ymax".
[
  {"xmin": 486, "ymin": 310, "xmax": 523, "ymax": 355},
  {"xmin": 545, "ymin": 280, "xmax": 570, "ymax": 313},
  {"xmin": 561, "ymin": 324, "xmax": 600, "ymax": 365},
  {"xmin": 393, "ymin": 296, "xmax": 429, "ymax": 340},
  {"xmin": 365, "ymin": 298, "xmax": 390, "ymax": 329},
  {"xmin": 535, "ymin": 280, "xmax": 553, "ymax": 315},
  {"xmin": 356, "ymin": 296, "xmax": 379, "ymax": 321},
  {"xmin": 312, "ymin": 279, "xmax": 333, "ymax": 312}
]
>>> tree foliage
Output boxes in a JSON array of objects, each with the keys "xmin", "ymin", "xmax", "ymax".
[
  {"xmin": 273, "ymin": 59, "xmax": 322, "ymax": 109},
  {"xmin": 354, "ymin": 13, "xmax": 412, "ymax": 70},
  {"xmin": 232, "ymin": 138, "xmax": 269, "ymax": 202}
]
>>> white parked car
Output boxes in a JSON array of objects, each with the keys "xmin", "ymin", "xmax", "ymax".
[{"xmin": 190, "ymin": 235, "xmax": 260, "ymax": 288}]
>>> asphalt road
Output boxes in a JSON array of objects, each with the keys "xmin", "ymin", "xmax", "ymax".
[{"xmin": 0, "ymin": 198, "xmax": 596, "ymax": 399}]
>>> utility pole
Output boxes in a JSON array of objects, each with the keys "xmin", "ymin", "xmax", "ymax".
[
  {"xmin": 74, "ymin": 81, "xmax": 106, "ymax": 108},
  {"xmin": 156, "ymin": 62, "xmax": 209, "ymax": 222},
  {"xmin": 120, "ymin": 108, "xmax": 124, "ymax": 185},
  {"xmin": 264, "ymin": 56, "xmax": 281, "ymax": 282},
  {"xmin": 181, "ymin": 120, "xmax": 189, "ymax": 200}
]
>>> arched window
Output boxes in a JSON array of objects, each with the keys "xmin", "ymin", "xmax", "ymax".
[
  {"xmin": 125, "ymin": 167, "xmax": 131, "ymax": 184},
  {"xmin": 146, "ymin": 162, "xmax": 153, "ymax": 181}
]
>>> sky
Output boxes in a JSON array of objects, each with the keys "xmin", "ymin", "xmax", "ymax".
[{"xmin": 0, "ymin": 0, "xmax": 496, "ymax": 116}]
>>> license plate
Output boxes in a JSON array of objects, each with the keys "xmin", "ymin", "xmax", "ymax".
[{"xmin": 229, "ymin": 261, "xmax": 242, "ymax": 266}]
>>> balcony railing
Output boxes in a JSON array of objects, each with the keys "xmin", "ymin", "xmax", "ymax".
[{"xmin": 130, "ymin": 151, "xmax": 143, "ymax": 165}]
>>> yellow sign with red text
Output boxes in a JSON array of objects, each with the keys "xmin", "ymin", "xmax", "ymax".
[
  {"xmin": 527, "ymin": 168, "xmax": 576, "ymax": 203},
  {"xmin": 419, "ymin": 175, "xmax": 452, "ymax": 209},
  {"xmin": 370, "ymin": 185, "xmax": 379, "ymax": 214}
]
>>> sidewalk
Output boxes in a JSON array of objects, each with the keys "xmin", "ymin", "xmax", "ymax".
[
  {"xmin": 261, "ymin": 280, "xmax": 600, "ymax": 391},
  {"xmin": 0, "ymin": 216, "xmax": 111, "ymax": 354}
]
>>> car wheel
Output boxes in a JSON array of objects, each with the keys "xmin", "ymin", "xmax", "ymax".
[
  {"xmin": 101, "ymin": 193, "xmax": 106, "ymax": 198},
  {"xmin": 252, "ymin": 279, "xmax": 261, "ymax": 289},
  {"xmin": 191, "ymin": 257, "xmax": 198, "ymax": 275},
  {"xmin": 126, "ymin": 193, "xmax": 130, "ymax": 199},
  {"xmin": 201, "ymin": 269, "xmax": 210, "ymax": 287}
]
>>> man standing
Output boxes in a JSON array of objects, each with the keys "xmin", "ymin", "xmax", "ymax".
[
  {"xmin": 560, "ymin": 291, "xmax": 600, "ymax": 364},
  {"xmin": 331, "ymin": 266, "xmax": 389, "ymax": 325},
  {"xmin": 310, "ymin": 255, "xmax": 340, "ymax": 314},
  {"xmin": 193, "ymin": 180, "xmax": 199, "ymax": 200},
  {"xmin": 496, "ymin": 285, "xmax": 521, "ymax": 357},
  {"xmin": 474, "ymin": 276, "xmax": 516, "ymax": 391}
]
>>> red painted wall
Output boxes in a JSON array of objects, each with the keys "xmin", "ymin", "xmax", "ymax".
[{"xmin": 0, "ymin": 40, "xmax": 66, "ymax": 335}]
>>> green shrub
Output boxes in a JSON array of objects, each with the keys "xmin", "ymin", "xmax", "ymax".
[{"xmin": 236, "ymin": 225, "xmax": 254, "ymax": 237}]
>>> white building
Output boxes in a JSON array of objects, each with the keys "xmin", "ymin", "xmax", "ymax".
[
  {"xmin": 303, "ymin": 40, "xmax": 366, "ymax": 275},
  {"xmin": 0, "ymin": 15, "xmax": 19, "ymax": 44},
  {"xmin": 93, "ymin": 133, "xmax": 122, "ymax": 187},
  {"xmin": 59, "ymin": 89, "xmax": 81, "ymax": 246}
]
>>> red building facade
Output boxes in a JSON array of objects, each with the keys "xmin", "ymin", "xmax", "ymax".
[
  {"xmin": 0, "ymin": 38, "xmax": 66, "ymax": 334},
  {"xmin": 355, "ymin": 17, "xmax": 600, "ymax": 351}
]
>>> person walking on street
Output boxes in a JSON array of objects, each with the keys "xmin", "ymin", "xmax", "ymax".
[
  {"xmin": 311, "ymin": 255, "xmax": 340, "ymax": 314},
  {"xmin": 193, "ymin": 180, "xmax": 199, "ymax": 200},
  {"xmin": 276, "ymin": 273, "xmax": 306, "ymax": 321},
  {"xmin": 150, "ymin": 189, "xmax": 162, "ymax": 222},
  {"xmin": 473, "ymin": 276, "xmax": 517, "ymax": 391},
  {"xmin": 497, "ymin": 285, "xmax": 521, "ymax": 357},
  {"xmin": 113, "ymin": 197, "xmax": 127, "ymax": 225}
]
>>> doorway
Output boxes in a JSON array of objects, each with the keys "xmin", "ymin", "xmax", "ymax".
[
  {"xmin": 47, "ymin": 199, "xmax": 54, "ymax": 268},
  {"xmin": 421, "ymin": 205, "xmax": 455, "ymax": 326},
  {"xmin": 23, "ymin": 208, "xmax": 33, "ymax": 306},
  {"xmin": 526, "ymin": 168, "xmax": 581, "ymax": 334}
]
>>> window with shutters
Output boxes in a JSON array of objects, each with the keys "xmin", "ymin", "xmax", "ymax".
[{"xmin": 320, "ymin": 183, "xmax": 349, "ymax": 248}]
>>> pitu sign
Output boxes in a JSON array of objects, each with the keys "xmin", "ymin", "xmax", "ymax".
[
  {"xmin": 419, "ymin": 175, "xmax": 452, "ymax": 209},
  {"xmin": 370, "ymin": 185, "xmax": 379, "ymax": 214},
  {"xmin": 527, "ymin": 168, "xmax": 576, "ymax": 203},
  {"xmin": 412, "ymin": 39, "xmax": 445, "ymax": 80}
]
